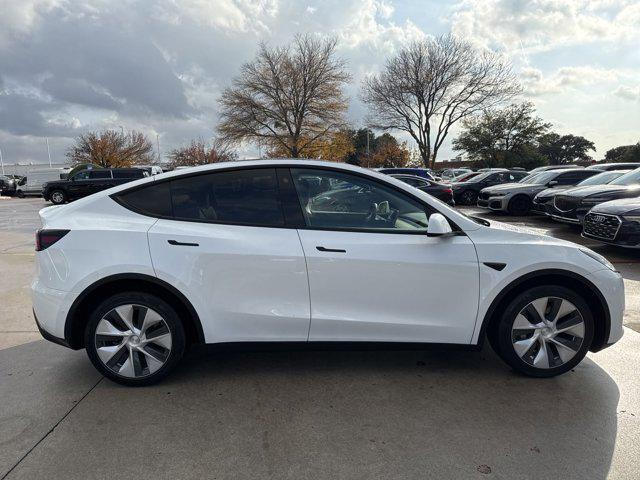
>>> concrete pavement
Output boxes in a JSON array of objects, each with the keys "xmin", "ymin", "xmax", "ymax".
[{"xmin": 1, "ymin": 331, "xmax": 639, "ymax": 479}]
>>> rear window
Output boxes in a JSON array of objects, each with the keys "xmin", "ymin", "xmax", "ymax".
[
  {"xmin": 113, "ymin": 169, "xmax": 146, "ymax": 179},
  {"xmin": 89, "ymin": 170, "xmax": 111, "ymax": 179}
]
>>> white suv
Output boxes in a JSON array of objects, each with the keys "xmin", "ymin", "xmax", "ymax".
[{"xmin": 32, "ymin": 160, "xmax": 624, "ymax": 385}]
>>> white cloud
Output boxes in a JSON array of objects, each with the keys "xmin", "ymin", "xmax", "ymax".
[
  {"xmin": 521, "ymin": 65, "xmax": 625, "ymax": 96},
  {"xmin": 613, "ymin": 85, "xmax": 640, "ymax": 101},
  {"xmin": 451, "ymin": 0, "xmax": 640, "ymax": 53}
]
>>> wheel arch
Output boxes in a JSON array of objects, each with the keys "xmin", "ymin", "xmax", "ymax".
[
  {"xmin": 64, "ymin": 273, "xmax": 205, "ymax": 349},
  {"xmin": 478, "ymin": 269, "xmax": 611, "ymax": 352}
]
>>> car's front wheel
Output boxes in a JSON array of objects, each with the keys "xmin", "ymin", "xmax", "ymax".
[
  {"xmin": 507, "ymin": 195, "xmax": 531, "ymax": 215},
  {"xmin": 85, "ymin": 292, "xmax": 185, "ymax": 386},
  {"xmin": 492, "ymin": 286, "xmax": 594, "ymax": 377}
]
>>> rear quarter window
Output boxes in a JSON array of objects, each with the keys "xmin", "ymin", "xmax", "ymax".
[{"xmin": 114, "ymin": 181, "xmax": 172, "ymax": 217}]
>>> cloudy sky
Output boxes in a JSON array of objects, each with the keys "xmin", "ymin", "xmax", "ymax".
[{"xmin": 1, "ymin": 0, "xmax": 639, "ymax": 165}]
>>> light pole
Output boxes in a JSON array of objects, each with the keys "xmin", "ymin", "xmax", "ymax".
[
  {"xmin": 156, "ymin": 134, "xmax": 161, "ymax": 163},
  {"xmin": 0, "ymin": 146, "xmax": 4, "ymax": 175},
  {"xmin": 46, "ymin": 137, "xmax": 52, "ymax": 167},
  {"xmin": 119, "ymin": 126, "xmax": 124, "ymax": 137}
]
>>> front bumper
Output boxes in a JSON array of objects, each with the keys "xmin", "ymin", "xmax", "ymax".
[
  {"xmin": 477, "ymin": 194, "xmax": 509, "ymax": 212},
  {"xmin": 587, "ymin": 268, "xmax": 625, "ymax": 347},
  {"xmin": 531, "ymin": 199, "xmax": 552, "ymax": 215}
]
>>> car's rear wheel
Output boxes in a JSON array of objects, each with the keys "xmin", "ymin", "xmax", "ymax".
[
  {"xmin": 85, "ymin": 292, "xmax": 185, "ymax": 386},
  {"xmin": 491, "ymin": 286, "xmax": 594, "ymax": 377},
  {"xmin": 507, "ymin": 195, "xmax": 531, "ymax": 215},
  {"xmin": 461, "ymin": 190, "xmax": 478, "ymax": 205},
  {"xmin": 16, "ymin": 190, "xmax": 25, "ymax": 198},
  {"xmin": 50, "ymin": 190, "xmax": 66, "ymax": 205}
]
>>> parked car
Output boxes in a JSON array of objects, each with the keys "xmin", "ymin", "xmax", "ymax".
[
  {"xmin": 42, "ymin": 168, "xmax": 149, "ymax": 204},
  {"xmin": 389, "ymin": 174, "xmax": 454, "ymax": 205},
  {"xmin": 452, "ymin": 170, "xmax": 529, "ymax": 205},
  {"xmin": 454, "ymin": 171, "xmax": 482, "ymax": 183},
  {"xmin": 478, "ymin": 168, "xmax": 600, "ymax": 215},
  {"xmin": 32, "ymin": 159, "xmax": 623, "ymax": 385},
  {"xmin": 536, "ymin": 170, "xmax": 631, "ymax": 223},
  {"xmin": 378, "ymin": 168, "xmax": 435, "ymax": 181},
  {"xmin": 546, "ymin": 167, "xmax": 640, "ymax": 225},
  {"xmin": 0, "ymin": 175, "xmax": 16, "ymax": 196},
  {"xmin": 585, "ymin": 162, "xmax": 639, "ymax": 171},
  {"xmin": 441, "ymin": 168, "xmax": 473, "ymax": 181},
  {"xmin": 15, "ymin": 168, "xmax": 70, "ymax": 197},
  {"xmin": 583, "ymin": 199, "xmax": 640, "ymax": 248},
  {"xmin": 528, "ymin": 165, "xmax": 581, "ymax": 175}
]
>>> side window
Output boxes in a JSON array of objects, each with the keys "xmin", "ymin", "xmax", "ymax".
[
  {"xmin": 89, "ymin": 170, "xmax": 111, "ymax": 179},
  {"xmin": 556, "ymin": 172, "xmax": 591, "ymax": 185},
  {"xmin": 113, "ymin": 170, "xmax": 142, "ymax": 179},
  {"xmin": 170, "ymin": 168, "xmax": 285, "ymax": 226},
  {"xmin": 73, "ymin": 171, "xmax": 91, "ymax": 180},
  {"xmin": 115, "ymin": 182, "xmax": 172, "ymax": 217},
  {"xmin": 290, "ymin": 168, "xmax": 430, "ymax": 232}
]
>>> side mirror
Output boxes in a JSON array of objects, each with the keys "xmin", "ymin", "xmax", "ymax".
[
  {"xmin": 427, "ymin": 213, "xmax": 453, "ymax": 237},
  {"xmin": 547, "ymin": 180, "xmax": 558, "ymax": 187}
]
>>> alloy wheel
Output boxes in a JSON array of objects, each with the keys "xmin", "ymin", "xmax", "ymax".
[
  {"xmin": 94, "ymin": 304, "xmax": 172, "ymax": 378},
  {"xmin": 511, "ymin": 296, "xmax": 585, "ymax": 369},
  {"xmin": 51, "ymin": 191, "xmax": 64, "ymax": 204}
]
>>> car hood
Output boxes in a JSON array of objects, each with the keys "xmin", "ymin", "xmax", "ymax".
[
  {"xmin": 478, "ymin": 219, "xmax": 577, "ymax": 248},
  {"xmin": 483, "ymin": 183, "xmax": 542, "ymax": 194},
  {"xmin": 534, "ymin": 187, "xmax": 566, "ymax": 200},
  {"xmin": 591, "ymin": 198, "xmax": 640, "ymax": 215},
  {"xmin": 562, "ymin": 184, "xmax": 639, "ymax": 199}
]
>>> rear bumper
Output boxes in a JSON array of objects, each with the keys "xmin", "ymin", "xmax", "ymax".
[{"xmin": 31, "ymin": 279, "xmax": 76, "ymax": 348}]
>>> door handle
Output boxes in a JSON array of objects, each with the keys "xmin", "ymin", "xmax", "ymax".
[
  {"xmin": 316, "ymin": 246, "xmax": 346, "ymax": 253},
  {"xmin": 168, "ymin": 239, "xmax": 199, "ymax": 247}
]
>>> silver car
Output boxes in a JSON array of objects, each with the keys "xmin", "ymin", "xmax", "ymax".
[{"xmin": 477, "ymin": 169, "xmax": 600, "ymax": 215}]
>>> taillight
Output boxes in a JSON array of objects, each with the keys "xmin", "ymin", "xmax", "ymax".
[
  {"xmin": 36, "ymin": 229, "xmax": 70, "ymax": 251},
  {"xmin": 444, "ymin": 188, "xmax": 453, "ymax": 194}
]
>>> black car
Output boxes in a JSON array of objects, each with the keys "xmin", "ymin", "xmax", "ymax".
[
  {"xmin": 583, "ymin": 199, "xmax": 640, "ymax": 248},
  {"xmin": 531, "ymin": 169, "xmax": 627, "ymax": 218},
  {"xmin": 546, "ymin": 168, "xmax": 640, "ymax": 225},
  {"xmin": 43, "ymin": 168, "xmax": 148, "ymax": 204},
  {"xmin": 451, "ymin": 170, "xmax": 529, "ymax": 205},
  {"xmin": 390, "ymin": 174, "xmax": 454, "ymax": 205}
]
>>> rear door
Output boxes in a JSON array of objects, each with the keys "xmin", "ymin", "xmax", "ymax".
[
  {"xmin": 144, "ymin": 167, "xmax": 311, "ymax": 343},
  {"xmin": 287, "ymin": 167, "xmax": 480, "ymax": 344},
  {"xmin": 88, "ymin": 170, "xmax": 115, "ymax": 194}
]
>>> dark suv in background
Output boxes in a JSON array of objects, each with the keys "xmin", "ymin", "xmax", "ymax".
[
  {"xmin": 43, "ymin": 168, "xmax": 148, "ymax": 204},
  {"xmin": 451, "ymin": 170, "xmax": 529, "ymax": 205}
]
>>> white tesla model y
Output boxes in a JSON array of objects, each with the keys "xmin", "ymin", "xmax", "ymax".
[{"xmin": 32, "ymin": 160, "xmax": 624, "ymax": 385}]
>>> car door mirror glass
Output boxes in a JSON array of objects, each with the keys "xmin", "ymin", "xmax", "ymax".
[{"xmin": 427, "ymin": 213, "xmax": 453, "ymax": 237}]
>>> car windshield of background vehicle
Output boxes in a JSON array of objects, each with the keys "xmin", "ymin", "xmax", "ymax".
[
  {"xmin": 519, "ymin": 173, "xmax": 543, "ymax": 184},
  {"xmin": 577, "ymin": 171, "xmax": 626, "ymax": 186},
  {"xmin": 290, "ymin": 168, "xmax": 430, "ymax": 232},
  {"xmin": 610, "ymin": 168, "xmax": 640, "ymax": 186},
  {"xmin": 528, "ymin": 171, "xmax": 559, "ymax": 185}
]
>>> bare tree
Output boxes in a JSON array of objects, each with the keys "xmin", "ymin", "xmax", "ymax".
[
  {"xmin": 361, "ymin": 34, "xmax": 520, "ymax": 168},
  {"xmin": 66, "ymin": 130, "xmax": 154, "ymax": 167},
  {"xmin": 218, "ymin": 34, "xmax": 350, "ymax": 158},
  {"xmin": 168, "ymin": 138, "xmax": 237, "ymax": 168}
]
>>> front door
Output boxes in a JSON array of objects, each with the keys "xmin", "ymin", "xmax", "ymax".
[{"xmin": 289, "ymin": 168, "xmax": 480, "ymax": 344}]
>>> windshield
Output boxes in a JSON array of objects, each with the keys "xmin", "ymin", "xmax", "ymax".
[
  {"xmin": 518, "ymin": 173, "xmax": 544, "ymax": 184},
  {"xmin": 524, "ymin": 171, "xmax": 559, "ymax": 185},
  {"xmin": 610, "ymin": 168, "xmax": 640, "ymax": 186},
  {"xmin": 576, "ymin": 170, "xmax": 625, "ymax": 186}
]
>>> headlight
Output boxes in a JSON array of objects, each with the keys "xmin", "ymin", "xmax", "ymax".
[
  {"xmin": 579, "ymin": 248, "xmax": 616, "ymax": 271},
  {"xmin": 623, "ymin": 216, "xmax": 640, "ymax": 224},
  {"xmin": 490, "ymin": 192, "xmax": 506, "ymax": 197}
]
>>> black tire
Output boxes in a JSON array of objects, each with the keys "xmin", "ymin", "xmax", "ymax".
[
  {"xmin": 491, "ymin": 285, "xmax": 594, "ymax": 378},
  {"xmin": 460, "ymin": 190, "xmax": 478, "ymax": 205},
  {"xmin": 16, "ymin": 190, "xmax": 25, "ymax": 198},
  {"xmin": 507, "ymin": 195, "xmax": 531, "ymax": 215},
  {"xmin": 49, "ymin": 189, "xmax": 66, "ymax": 205},
  {"xmin": 84, "ymin": 292, "xmax": 186, "ymax": 386}
]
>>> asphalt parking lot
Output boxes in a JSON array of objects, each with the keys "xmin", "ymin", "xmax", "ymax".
[{"xmin": 1, "ymin": 196, "xmax": 639, "ymax": 479}]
